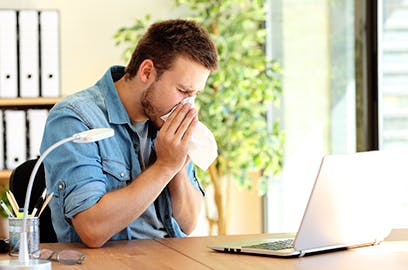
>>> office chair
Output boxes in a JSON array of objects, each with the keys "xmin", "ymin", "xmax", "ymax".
[{"xmin": 9, "ymin": 159, "xmax": 58, "ymax": 243}]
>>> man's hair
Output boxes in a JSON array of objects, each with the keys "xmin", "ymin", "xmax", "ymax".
[{"xmin": 125, "ymin": 19, "xmax": 218, "ymax": 80}]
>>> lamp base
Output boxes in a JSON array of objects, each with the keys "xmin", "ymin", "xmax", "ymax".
[{"xmin": 0, "ymin": 259, "xmax": 51, "ymax": 270}]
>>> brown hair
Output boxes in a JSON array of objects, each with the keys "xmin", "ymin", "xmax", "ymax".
[{"xmin": 125, "ymin": 19, "xmax": 218, "ymax": 80}]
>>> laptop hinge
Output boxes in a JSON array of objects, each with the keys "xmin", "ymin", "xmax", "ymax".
[
  {"xmin": 299, "ymin": 250, "xmax": 306, "ymax": 257},
  {"xmin": 373, "ymin": 239, "xmax": 382, "ymax": 246}
]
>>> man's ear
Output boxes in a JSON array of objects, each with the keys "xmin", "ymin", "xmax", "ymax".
[{"xmin": 138, "ymin": 59, "xmax": 156, "ymax": 83}]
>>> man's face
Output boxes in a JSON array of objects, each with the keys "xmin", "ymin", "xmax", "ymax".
[{"xmin": 141, "ymin": 56, "xmax": 210, "ymax": 128}]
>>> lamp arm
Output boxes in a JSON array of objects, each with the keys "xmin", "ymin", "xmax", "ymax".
[
  {"xmin": 19, "ymin": 136, "xmax": 75, "ymax": 263},
  {"xmin": 22, "ymin": 136, "xmax": 75, "ymax": 220}
]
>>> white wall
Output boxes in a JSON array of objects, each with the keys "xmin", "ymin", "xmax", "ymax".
[{"xmin": 0, "ymin": 0, "xmax": 178, "ymax": 96}]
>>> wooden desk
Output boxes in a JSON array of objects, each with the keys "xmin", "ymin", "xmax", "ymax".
[
  {"xmin": 0, "ymin": 239, "xmax": 208, "ymax": 270},
  {"xmin": 158, "ymin": 234, "xmax": 408, "ymax": 270},
  {"xmin": 0, "ymin": 234, "xmax": 407, "ymax": 269}
]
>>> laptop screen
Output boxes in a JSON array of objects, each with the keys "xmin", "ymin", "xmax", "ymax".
[{"xmin": 294, "ymin": 151, "xmax": 394, "ymax": 252}]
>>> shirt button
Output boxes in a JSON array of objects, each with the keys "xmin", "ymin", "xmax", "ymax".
[
  {"xmin": 120, "ymin": 172, "xmax": 125, "ymax": 178},
  {"xmin": 57, "ymin": 180, "xmax": 65, "ymax": 190}
]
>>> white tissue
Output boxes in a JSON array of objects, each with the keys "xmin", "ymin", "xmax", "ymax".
[
  {"xmin": 160, "ymin": 97, "xmax": 218, "ymax": 170},
  {"xmin": 187, "ymin": 121, "xmax": 218, "ymax": 170}
]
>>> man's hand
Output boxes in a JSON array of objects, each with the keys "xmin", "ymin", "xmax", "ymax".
[{"xmin": 155, "ymin": 103, "xmax": 197, "ymax": 174}]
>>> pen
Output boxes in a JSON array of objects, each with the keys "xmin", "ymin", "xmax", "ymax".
[
  {"xmin": 38, "ymin": 192, "xmax": 54, "ymax": 217},
  {"xmin": 0, "ymin": 200, "xmax": 14, "ymax": 217},
  {"xmin": 31, "ymin": 188, "xmax": 47, "ymax": 217},
  {"xmin": 6, "ymin": 191, "xmax": 19, "ymax": 217},
  {"xmin": 17, "ymin": 208, "xmax": 24, "ymax": 218}
]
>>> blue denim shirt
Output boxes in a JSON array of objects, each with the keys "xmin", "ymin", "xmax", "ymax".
[{"xmin": 40, "ymin": 66, "xmax": 204, "ymax": 242}]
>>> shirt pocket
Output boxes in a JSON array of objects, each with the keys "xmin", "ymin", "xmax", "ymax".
[{"xmin": 101, "ymin": 158, "xmax": 131, "ymax": 190}]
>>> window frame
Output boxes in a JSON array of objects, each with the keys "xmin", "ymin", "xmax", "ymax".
[{"xmin": 355, "ymin": 0, "xmax": 379, "ymax": 151}]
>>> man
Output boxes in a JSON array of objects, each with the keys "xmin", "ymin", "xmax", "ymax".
[{"xmin": 40, "ymin": 19, "xmax": 218, "ymax": 247}]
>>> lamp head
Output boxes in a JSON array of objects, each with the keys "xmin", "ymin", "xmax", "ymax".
[{"xmin": 72, "ymin": 128, "xmax": 114, "ymax": 143}]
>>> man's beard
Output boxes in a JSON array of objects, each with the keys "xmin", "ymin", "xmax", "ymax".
[{"xmin": 140, "ymin": 83, "xmax": 162, "ymax": 128}]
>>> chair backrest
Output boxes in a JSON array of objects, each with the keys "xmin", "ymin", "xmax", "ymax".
[{"xmin": 9, "ymin": 159, "xmax": 57, "ymax": 243}]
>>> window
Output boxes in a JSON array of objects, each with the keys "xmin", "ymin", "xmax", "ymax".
[
  {"xmin": 378, "ymin": 0, "xmax": 408, "ymax": 227},
  {"xmin": 266, "ymin": 0, "xmax": 407, "ymax": 232},
  {"xmin": 266, "ymin": 0, "xmax": 356, "ymax": 232}
]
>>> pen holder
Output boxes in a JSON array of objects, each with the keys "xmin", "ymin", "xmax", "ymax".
[{"xmin": 8, "ymin": 217, "xmax": 40, "ymax": 256}]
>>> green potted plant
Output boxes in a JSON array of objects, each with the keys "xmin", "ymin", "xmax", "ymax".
[
  {"xmin": 0, "ymin": 184, "xmax": 11, "ymax": 238},
  {"xmin": 114, "ymin": 0, "xmax": 284, "ymax": 235}
]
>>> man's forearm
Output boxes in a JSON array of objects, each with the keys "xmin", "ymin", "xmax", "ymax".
[
  {"xmin": 168, "ymin": 169, "xmax": 203, "ymax": 235},
  {"xmin": 72, "ymin": 162, "xmax": 177, "ymax": 248}
]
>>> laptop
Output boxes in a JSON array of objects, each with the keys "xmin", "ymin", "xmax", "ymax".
[{"xmin": 208, "ymin": 151, "xmax": 395, "ymax": 257}]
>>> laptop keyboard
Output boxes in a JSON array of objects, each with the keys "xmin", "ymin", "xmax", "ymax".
[{"xmin": 242, "ymin": 239, "xmax": 294, "ymax": 251}]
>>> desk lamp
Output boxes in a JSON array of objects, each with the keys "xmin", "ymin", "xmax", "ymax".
[{"xmin": 0, "ymin": 128, "xmax": 115, "ymax": 270}]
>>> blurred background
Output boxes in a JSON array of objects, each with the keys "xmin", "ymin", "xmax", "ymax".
[{"xmin": 0, "ymin": 0, "xmax": 406, "ymax": 237}]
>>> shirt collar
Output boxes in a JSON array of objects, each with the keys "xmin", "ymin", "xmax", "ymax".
[
  {"xmin": 97, "ymin": 66, "xmax": 158, "ymax": 139},
  {"xmin": 97, "ymin": 66, "xmax": 130, "ymax": 125}
]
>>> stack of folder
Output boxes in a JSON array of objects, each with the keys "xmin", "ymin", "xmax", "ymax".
[
  {"xmin": 0, "ymin": 9, "xmax": 60, "ymax": 98},
  {"xmin": 0, "ymin": 109, "xmax": 49, "ymax": 170},
  {"xmin": 0, "ymin": 9, "xmax": 60, "ymax": 170}
]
